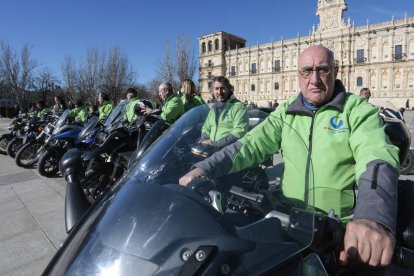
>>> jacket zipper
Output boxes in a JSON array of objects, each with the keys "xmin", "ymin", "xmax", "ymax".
[{"xmin": 304, "ymin": 111, "xmax": 316, "ymax": 204}]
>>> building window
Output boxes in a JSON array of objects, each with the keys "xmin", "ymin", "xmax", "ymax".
[
  {"xmin": 357, "ymin": 77, "xmax": 363, "ymax": 87},
  {"xmin": 223, "ymin": 40, "xmax": 228, "ymax": 51},
  {"xmin": 208, "ymin": 72, "xmax": 212, "ymax": 79},
  {"xmin": 208, "ymin": 41, "xmax": 212, "ymax": 52},
  {"xmin": 201, "ymin": 42, "xmax": 206, "ymax": 53},
  {"xmin": 214, "ymin": 39, "xmax": 219, "ymax": 51},
  {"xmin": 394, "ymin": 45, "xmax": 403, "ymax": 60},
  {"xmin": 251, "ymin": 84, "xmax": 255, "ymax": 91},
  {"xmin": 274, "ymin": 60, "xmax": 281, "ymax": 72},
  {"xmin": 230, "ymin": 66, "xmax": 236, "ymax": 76},
  {"xmin": 208, "ymin": 81, "xmax": 212, "ymax": 89},
  {"xmin": 251, "ymin": 63, "xmax": 257, "ymax": 74},
  {"xmin": 274, "ymin": 82, "xmax": 279, "ymax": 90},
  {"xmin": 356, "ymin": 49, "xmax": 365, "ymax": 63}
]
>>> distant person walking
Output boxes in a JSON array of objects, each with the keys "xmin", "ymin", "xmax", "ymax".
[{"xmin": 406, "ymin": 99, "xmax": 410, "ymax": 109}]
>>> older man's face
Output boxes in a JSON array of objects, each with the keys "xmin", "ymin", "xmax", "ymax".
[
  {"xmin": 298, "ymin": 46, "xmax": 338, "ymax": 105},
  {"xmin": 213, "ymin": 81, "xmax": 231, "ymax": 102},
  {"xmin": 158, "ymin": 86, "xmax": 169, "ymax": 101}
]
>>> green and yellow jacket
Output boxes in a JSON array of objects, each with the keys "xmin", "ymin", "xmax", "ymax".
[
  {"xmin": 161, "ymin": 94, "xmax": 184, "ymax": 125},
  {"xmin": 181, "ymin": 95, "xmax": 205, "ymax": 112},
  {"xmin": 98, "ymin": 101, "xmax": 114, "ymax": 122},
  {"xmin": 68, "ymin": 106, "xmax": 89, "ymax": 123},
  {"xmin": 124, "ymin": 97, "xmax": 140, "ymax": 123},
  {"xmin": 200, "ymin": 97, "xmax": 248, "ymax": 149}
]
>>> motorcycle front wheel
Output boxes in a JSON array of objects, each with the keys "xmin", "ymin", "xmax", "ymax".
[
  {"xmin": 0, "ymin": 134, "xmax": 12, "ymax": 154},
  {"xmin": 38, "ymin": 146, "xmax": 63, "ymax": 177},
  {"xmin": 7, "ymin": 137, "xmax": 23, "ymax": 158},
  {"xmin": 15, "ymin": 142, "xmax": 43, "ymax": 168},
  {"xmin": 400, "ymin": 149, "xmax": 414, "ymax": 175}
]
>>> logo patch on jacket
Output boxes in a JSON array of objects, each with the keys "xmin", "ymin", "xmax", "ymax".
[{"xmin": 325, "ymin": 116, "xmax": 349, "ymax": 133}]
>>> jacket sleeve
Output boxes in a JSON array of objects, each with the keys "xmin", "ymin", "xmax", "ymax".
[
  {"xmin": 349, "ymin": 102, "xmax": 400, "ymax": 233},
  {"xmin": 160, "ymin": 98, "xmax": 184, "ymax": 125}
]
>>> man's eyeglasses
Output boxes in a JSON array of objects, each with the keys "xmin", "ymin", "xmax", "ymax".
[{"xmin": 298, "ymin": 66, "xmax": 331, "ymax": 78}]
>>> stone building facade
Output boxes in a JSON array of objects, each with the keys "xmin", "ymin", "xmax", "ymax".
[{"xmin": 198, "ymin": 0, "xmax": 414, "ymax": 108}]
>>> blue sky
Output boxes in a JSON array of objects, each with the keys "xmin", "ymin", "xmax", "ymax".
[{"xmin": 0, "ymin": 0, "xmax": 412, "ymax": 85}]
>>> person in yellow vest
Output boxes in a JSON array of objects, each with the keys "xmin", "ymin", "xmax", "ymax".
[{"xmin": 97, "ymin": 92, "xmax": 114, "ymax": 122}]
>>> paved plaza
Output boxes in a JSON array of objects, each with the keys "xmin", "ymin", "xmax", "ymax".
[{"xmin": 0, "ymin": 109, "xmax": 413, "ymax": 275}]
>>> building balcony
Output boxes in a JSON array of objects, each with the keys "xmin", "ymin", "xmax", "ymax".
[
  {"xmin": 273, "ymin": 67, "xmax": 281, "ymax": 72},
  {"xmin": 392, "ymin": 53, "xmax": 407, "ymax": 61}
]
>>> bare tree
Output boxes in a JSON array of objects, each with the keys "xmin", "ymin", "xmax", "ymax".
[
  {"xmin": 30, "ymin": 67, "xmax": 59, "ymax": 103},
  {"xmin": 0, "ymin": 41, "xmax": 37, "ymax": 110},
  {"xmin": 77, "ymin": 47, "xmax": 101, "ymax": 106},
  {"xmin": 155, "ymin": 39, "xmax": 177, "ymax": 88},
  {"xmin": 155, "ymin": 35, "xmax": 197, "ymax": 92},
  {"xmin": 61, "ymin": 54, "xmax": 78, "ymax": 104},
  {"xmin": 175, "ymin": 35, "xmax": 197, "ymax": 85},
  {"xmin": 99, "ymin": 46, "xmax": 137, "ymax": 104}
]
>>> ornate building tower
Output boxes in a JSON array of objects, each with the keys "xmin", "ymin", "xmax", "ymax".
[
  {"xmin": 198, "ymin": 32, "xmax": 246, "ymax": 100},
  {"xmin": 316, "ymin": 0, "xmax": 347, "ymax": 32}
]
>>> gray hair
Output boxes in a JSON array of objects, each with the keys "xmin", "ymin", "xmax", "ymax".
[{"xmin": 159, "ymin": 81, "xmax": 174, "ymax": 94}]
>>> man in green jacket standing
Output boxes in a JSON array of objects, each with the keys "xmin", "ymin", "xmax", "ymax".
[
  {"xmin": 200, "ymin": 76, "xmax": 248, "ymax": 150},
  {"xmin": 180, "ymin": 46, "xmax": 399, "ymax": 268},
  {"xmin": 68, "ymin": 99, "xmax": 89, "ymax": 123},
  {"xmin": 144, "ymin": 82, "xmax": 184, "ymax": 125},
  {"xmin": 123, "ymin": 88, "xmax": 141, "ymax": 123},
  {"xmin": 97, "ymin": 92, "xmax": 114, "ymax": 122}
]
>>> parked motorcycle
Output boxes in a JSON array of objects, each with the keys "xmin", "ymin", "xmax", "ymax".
[
  {"xmin": 6, "ymin": 113, "xmax": 52, "ymax": 158},
  {"xmin": 37, "ymin": 116, "xmax": 95, "ymax": 177},
  {"xmin": 0, "ymin": 114, "xmax": 28, "ymax": 154},
  {"xmin": 44, "ymin": 104, "xmax": 414, "ymax": 275},
  {"xmin": 14, "ymin": 109, "xmax": 80, "ymax": 169}
]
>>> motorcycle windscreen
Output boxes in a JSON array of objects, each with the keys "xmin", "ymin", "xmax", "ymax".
[
  {"xmin": 52, "ymin": 109, "xmax": 70, "ymax": 134},
  {"xmin": 77, "ymin": 116, "xmax": 99, "ymax": 141},
  {"xmin": 103, "ymin": 100, "xmax": 129, "ymax": 127},
  {"xmin": 45, "ymin": 103, "xmax": 317, "ymax": 275}
]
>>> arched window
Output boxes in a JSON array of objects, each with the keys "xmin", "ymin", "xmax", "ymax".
[
  {"xmin": 274, "ymin": 82, "xmax": 279, "ymax": 90},
  {"xmin": 208, "ymin": 41, "xmax": 212, "ymax": 52},
  {"xmin": 201, "ymin": 42, "xmax": 206, "ymax": 53},
  {"xmin": 357, "ymin": 77, "xmax": 363, "ymax": 87},
  {"xmin": 251, "ymin": 84, "xmax": 256, "ymax": 91},
  {"xmin": 214, "ymin": 39, "xmax": 219, "ymax": 51}
]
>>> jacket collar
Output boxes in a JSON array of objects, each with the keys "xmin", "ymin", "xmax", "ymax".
[{"xmin": 286, "ymin": 80, "xmax": 346, "ymax": 115}]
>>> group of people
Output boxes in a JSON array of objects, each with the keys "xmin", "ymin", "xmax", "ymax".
[
  {"xmin": 25, "ymin": 45, "xmax": 403, "ymax": 268},
  {"xmin": 179, "ymin": 45, "xmax": 399, "ymax": 268}
]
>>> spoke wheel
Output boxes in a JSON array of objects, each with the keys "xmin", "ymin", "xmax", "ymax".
[{"xmin": 15, "ymin": 142, "xmax": 43, "ymax": 168}]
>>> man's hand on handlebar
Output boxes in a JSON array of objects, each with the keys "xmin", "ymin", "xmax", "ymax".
[
  {"xmin": 339, "ymin": 218, "xmax": 395, "ymax": 267},
  {"xmin": 179, "ymin": 167, "xmax": 207, "ymax": 187}
]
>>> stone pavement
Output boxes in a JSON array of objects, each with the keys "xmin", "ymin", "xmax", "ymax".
[
  {"xmin": 0, "ymin": 109, "xmax": 413, "ymax": 275},
  {"xmin": 0, "ymin": 118, "xmax": 66, "ymax": 276}
]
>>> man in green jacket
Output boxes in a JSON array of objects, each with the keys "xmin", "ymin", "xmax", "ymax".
[
  {"xmin": 33, "ymin": 100, "xmax": 50, "ymax": 118},
  {"xmin": 98, "ymin": 92, "xmax": 114, "ymax": 122},
  {"xmin": 180, "ymin": 46, "xmax": 399, "ymax": 268},
  {"xmin": 68, "ymin": 99, "xmax": 89, "ymax": 123},
  {"xmin": 123, "ymin": 88, "xmax": 141, "ymax": 123},
  {"xmin": 144, "ymin": 81, "xmax": 184, "ymax": 125},
  {"xmin": 200, "ymin": 76, "xmax": 248, "ymax": 150}
]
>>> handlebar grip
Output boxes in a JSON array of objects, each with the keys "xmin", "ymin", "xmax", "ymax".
[{"xmin": 394, "ymin": 245, "xmax": 414, "ymax": 269}]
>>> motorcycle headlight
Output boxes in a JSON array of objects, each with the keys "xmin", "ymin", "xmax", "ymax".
[{"xmin": 24, "ymin": 126, "xmax": 29, "ymax": 132}]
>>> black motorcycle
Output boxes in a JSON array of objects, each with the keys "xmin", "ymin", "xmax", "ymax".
[
  {"xmin": 0, "ymin": 114, "xmax": 28, "ymax": 154},
  {"xmin": 6, "ymin": 113, "xmax": 52, "ymax": 158},
  {"xmin": 45, "ymin": 104, "xmax": 414, "ymax": 275}
]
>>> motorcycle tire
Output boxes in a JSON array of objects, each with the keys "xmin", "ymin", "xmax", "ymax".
[
  {"xmin": 15, "ymin": 142, "xmax": 43, "ymax": 168},
  {"xmin": 400, "ymin": 149, "xmax": 414, "ymax": 175},
  {"xmin": 0, "ymin": 134, "xmax": 12, "ymax": 154},
  {"xmin": 38, "ymin": 146, "xmax": 63, "ymax": 177},
  {"xmin": 6, "ymin": 138, "xmax": 23, "ymax": 158}
]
